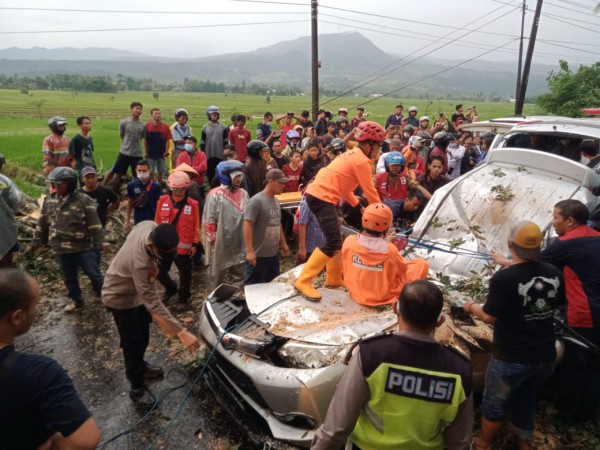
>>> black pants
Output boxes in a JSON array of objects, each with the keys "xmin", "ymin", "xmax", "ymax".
[
  {"xmin": 109, "ymin": 305, "xmax": 152, "ymax": 389},
  {"xmin": 306, "ymin": 194, "xmax": 342, "ymax": 257},
  {"xmin": 157, "ymin": 253, "xmax": 193, "ymax": 301},
  {"xmin": 206, "ymin": 157, "xmax": 222, "ymax": 186},
  {"xmin": 555, "ymin": 327, "xmax": 600, "ymax": 421}
]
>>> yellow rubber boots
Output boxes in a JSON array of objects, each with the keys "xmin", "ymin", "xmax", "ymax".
[
  {"xmin": 324, "ymin": 252, "xmax": 343, "ymax": 287},
  {"xmin": 294, "ymin": 248, "xmax": 330, "ymax": 301}
]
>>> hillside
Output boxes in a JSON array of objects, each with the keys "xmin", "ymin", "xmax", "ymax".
[{"xmin": 0, "ymin": 33, "xmax": 553, "ymax": 97}]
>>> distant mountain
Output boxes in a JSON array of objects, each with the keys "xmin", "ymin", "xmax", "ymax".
[
  {"xmin": 0, "ymin": 33, "xmax": 554, "ymax": 97},
  {"xmin": 0, "ymin": 46, "xmax": 154, "ymax": 61}
]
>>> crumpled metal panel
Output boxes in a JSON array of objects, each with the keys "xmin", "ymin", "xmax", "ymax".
[
  {"xmin": 245, "ymin": 283, "xmax": 396, "ymax": 345},
  {"xmin": 409, "ymin": 149, "xmax": 597, "ymax": 278}
]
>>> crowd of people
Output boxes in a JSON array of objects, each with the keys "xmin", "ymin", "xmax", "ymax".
[{"xmin": 1, "ymin": 100, "xmax": 600, "ymax": 450}]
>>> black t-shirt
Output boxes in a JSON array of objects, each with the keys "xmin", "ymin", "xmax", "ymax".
[
  {"xmin": 272, "ymin": 153, "xmax": 289, "ymax": 170},
  {"xmin": 0, "ymin": 346, "xmax": 92, "ymax": 449},
  {"xmin": 81, "ymin": 185, "xmax": 118, "ymax": 227},
  {"xmin": 483, "ymin": 262, "xmax": 565, "ymax": 363}
]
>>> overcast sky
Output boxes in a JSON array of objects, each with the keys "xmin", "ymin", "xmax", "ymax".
[{"xmin": 0, "ymin": 0, "xmax": 598, "ymax": 65}]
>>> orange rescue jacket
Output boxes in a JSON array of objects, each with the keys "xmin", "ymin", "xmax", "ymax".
[
  {"xmin": 305, "ymin": 148, "xmax": 380, "ymax": 207},
  {"xmin": 155, "ymin": 195, "xmax": 200, "ymax": 255},
  {"xmin": 342, "ymin": 234, "xmax": 429, "ymax": 306}
]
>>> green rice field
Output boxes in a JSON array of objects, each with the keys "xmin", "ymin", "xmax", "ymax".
[{"xmin": 0, "ymin": 89, "xmax": 539, "ymax": 196}]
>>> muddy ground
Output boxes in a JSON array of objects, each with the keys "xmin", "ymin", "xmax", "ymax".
[
  {"xmin": 13, "ymin": 205, "xmax": 600, "ymax": 450},
  {"xmin": 17, "ymin": 260, "xmax": 256, "ymax": 450}
]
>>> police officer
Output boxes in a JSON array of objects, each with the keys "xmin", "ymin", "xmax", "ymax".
[
  {"xmin": 312, "ymin": 280, "xmax": 473, "ymax": 450},
  {"xmin": 33, "ymin": 167, "xmax": 104, "ymax": 313},
  {"xmin": 102, "ymin": 222, "xmax": 200, "ymax": 407}
]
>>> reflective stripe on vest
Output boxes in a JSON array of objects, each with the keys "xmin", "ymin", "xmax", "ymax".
[{"xmin": 350, "ymin": 363, "xmax": 465, "ymax": 450}]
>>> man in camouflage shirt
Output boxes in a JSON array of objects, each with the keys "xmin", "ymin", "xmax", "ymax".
[{"xmin": 33, "ymin": 167, "xmax": 104, "ymax": 313}]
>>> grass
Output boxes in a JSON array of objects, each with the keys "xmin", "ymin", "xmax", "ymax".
[{"xmin": 0, "ymin": 89, "xmax": 539, "ymax": 196}]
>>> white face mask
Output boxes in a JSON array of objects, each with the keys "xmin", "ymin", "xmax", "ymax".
[
  {"xmin": 403, "ymin": 132, "xmax": 410, "ymax": 139},
  {"xmin": 184, "ymin": 143, "xmax": 194, "ymax": 152},
  {"xmin": 138, "ymin": 172, "xmax": 150, "ymax": 181},
  {"xmin": 560, "ymin": 139, "xmax": 571, "ymax": 146}
]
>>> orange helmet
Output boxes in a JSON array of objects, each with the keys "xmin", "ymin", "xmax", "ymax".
[
  {"xmin": 362, "ymin": 203, "xmax": 393, "ymax": 232},
  {"xmin": 167, "ymin": 171, "xmax": 191, "ymax": 190},
  {"xmin": 354, "ymin": 121, "xmax": 385, "ymax": 142}
]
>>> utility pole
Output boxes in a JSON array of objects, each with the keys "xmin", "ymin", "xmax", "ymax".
[
  {"xmin": 311, "ymin": 0, "xmax": 319, "ymax": 122},
  {"xmin": 515, "ymin": 0, "xmax": 543, "ymax": 115},
  {"xmin": 515, "ymin": 0, "xmax": 526, "ymax": 113}
]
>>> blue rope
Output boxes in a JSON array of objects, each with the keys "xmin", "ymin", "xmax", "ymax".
[{"xmin": 396, "ymin": 234, "xmax": 493, "ymax": 261}]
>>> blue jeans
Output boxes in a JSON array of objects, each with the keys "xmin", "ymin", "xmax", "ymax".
[
  {"xmin": 57, "ymin": 249, "xmax": 104, "ymax": 302},
  {"xmin": 482, "ymin": 356, "xmax": 554, "ymax": 439},
  {"xmin": 244, "ymin": 255, "xmax": 280, "ymax": 286}
]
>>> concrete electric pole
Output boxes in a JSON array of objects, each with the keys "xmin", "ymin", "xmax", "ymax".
[
  {"xmin": 515, "ymin": 0, "xmax": 543, "ymax": 115},
  {"xmin": 311, "ymin": 0, "xmax": 319, "ymax": 122}
]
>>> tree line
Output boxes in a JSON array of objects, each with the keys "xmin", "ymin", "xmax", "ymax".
[{"xmin": 0, "ymin": 73, "xmax": 325, "ymax": 97}]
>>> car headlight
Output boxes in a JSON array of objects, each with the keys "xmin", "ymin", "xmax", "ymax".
[{"xmin": 278, "ymin": 341, "xmax": 351, "ymax": 369}]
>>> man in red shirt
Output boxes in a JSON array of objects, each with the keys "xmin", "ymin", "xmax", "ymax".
[
  {"xmin": 228, "ymin": 115, "xmax": 252, "ymax": 162},
  {"xmin": 350, "ymin": 106, "xmax": 366, "ymax": 129},
  {"xmin": 145, "ymin": 108, "xmax": 172, "ymax": 184},
  {"xmin": 275, "ymin": 111, "xmax": 297, "ymax": 147},
  {"xmin": 282, "ymin": 150, "xmax": 302, "ymax": 192}
]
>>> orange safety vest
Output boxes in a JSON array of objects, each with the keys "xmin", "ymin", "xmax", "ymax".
[
  {"xmin": 156, "ymin": 195, "xmax": 199, "ymax": 255},
  {"xmin": 342, "ymin": 234, "xmax": 429, "ymax": 306}
]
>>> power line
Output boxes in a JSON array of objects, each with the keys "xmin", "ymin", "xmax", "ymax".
[
  {"xmin": 0, "ymin": 19, "xmax": 308, "ymax": 35},
  {"xmin": 346, "ymin": 38, "xmax": 519, "ymax": 111},
  {"xmin": 543, "ymin": 10, "xmax": 600, "ymax": 27},
  {"xmin": 555, "ymin": 0, "xmax": 597, "ymax": 11},
  {"xmin": 537, "ymin": 40, "xmax": 600, "ymax": 57},
  {"xmin": 0, "ymin": 6, "xmax": 306, "ymax": 14},
  {"xmin": 317, "ymin": 4, "xmax": 520, "ymax": 107},
  {"xmin": 321, "ymin": 19, "xmax": 599, "ymax": 63},
  {"xmin": 545, "ymin": 0, "xmax": 600, "ymax": 16},
  {"xmin": 541, "ymin": 11, "xmax": 600, "ymax": 34},
  {"xmin": 314, "ymin": 1, "xmax": 521, "ymax": 108},
  {"xmin": 226, "ymin": 0, "xmax": 308, "ymax": 5},
  {"xmin": 321, "ymin": 11, "xmax": 600, "ymax": 59},
  {"xmin": 320, "ymin": 3, "xmax": 522, "ymax": 38}
]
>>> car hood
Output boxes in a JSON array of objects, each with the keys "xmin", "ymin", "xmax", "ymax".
[
  {"xmin": 244, "ymin": 269, "xmax": 396, "ymax": 346},
  {"xmin": 409, "ymin": 148, "xmax": 600, "ymax": 278}
]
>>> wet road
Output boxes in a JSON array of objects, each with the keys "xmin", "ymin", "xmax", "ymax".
[{"xmin": 16, "ymin": 268, "xmax": 253, "ymax": 450}]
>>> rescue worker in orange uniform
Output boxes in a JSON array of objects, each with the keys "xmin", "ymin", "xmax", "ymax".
[
  {"xmin": 294, "ymin": 121, "xmax": 384, "ymax": 301},
  {"xmin": 155, "ymin": 171, "xmax": 200, "ymax": 311},
  {"xmin": 342, "ymin": 203, "xmax": 429, "ymax": 306}
]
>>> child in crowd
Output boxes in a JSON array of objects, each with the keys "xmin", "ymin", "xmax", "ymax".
[{"xmin": 283, "ymin": 150, "xmax": 302, "ymax": 193}]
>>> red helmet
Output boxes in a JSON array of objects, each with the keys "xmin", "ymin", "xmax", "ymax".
[
  {"xmin": 167, "ymin": 171, "xmax": 191, "ymax": 189},
  {"xmin": 362, "ymin": 203, "xmax": 393, "ymax": 232},
  {"xmin": 354, "ymin": 121, "xmax": 385, "ymax": 142}
]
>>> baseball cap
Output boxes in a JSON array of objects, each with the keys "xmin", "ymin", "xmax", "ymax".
[
  {"xmin": 420, "ymin": 115, "xmax": 430, "ymax": 122},
  {"xmin": 81, "ymin": 166, "xmax": 97, "ymax": 177},
  {"xmin": 357, "ymin": 106, "xmax": 365, "ymax": 110},
  {"xmin": 266, "ymin": 168, "xmax": 290, "ymax": 183},
  {"xmin": 509, "ymin": 221, "xmax": 542, "ymax": 260}
]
